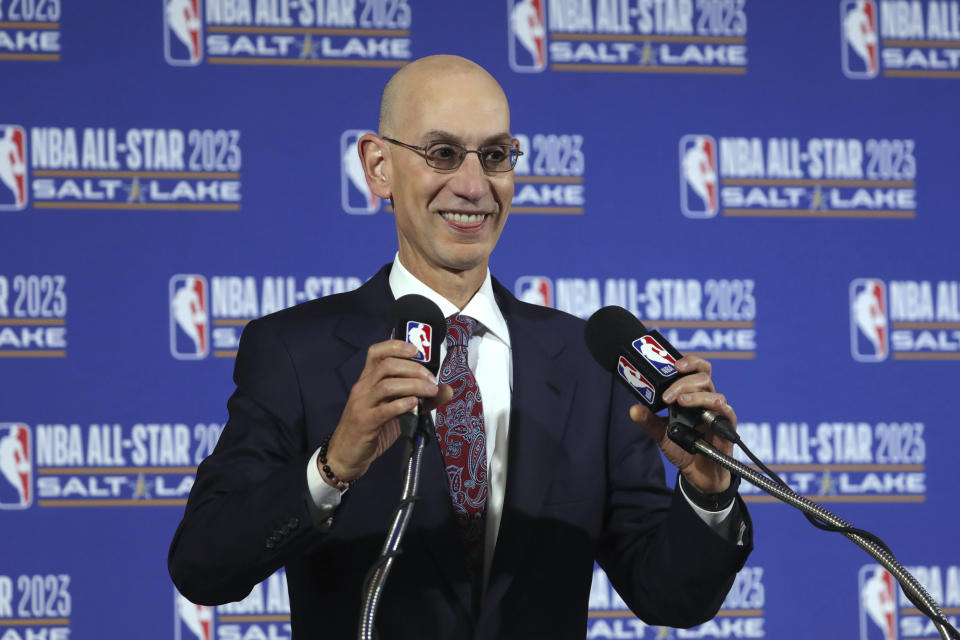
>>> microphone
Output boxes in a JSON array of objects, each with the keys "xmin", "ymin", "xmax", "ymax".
[
  {"xmin": 584, "ymin": 305, "xmax": 738, "ymax": 444},
  {"xmin": 362, "ymin": 295, "xmax": 448, "ymax": 633},
  {"xmin": 388, "ymin": 294, "xmax": 447, "ymax": 375},
  {"xmin": 387, "ymin": 294, "xmax": 447, "ymax": 439}
]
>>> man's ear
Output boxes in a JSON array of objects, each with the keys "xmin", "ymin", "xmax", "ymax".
[{"xmin": 357, "ymin": 134, "xmax": 392, "ymax": 199}]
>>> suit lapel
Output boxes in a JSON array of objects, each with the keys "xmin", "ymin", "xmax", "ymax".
[
  {"xmin": 333, "ymin": 265, "xmax": 392, "ymax": 395},
  {"xmin": 483, "ymin": 280, "xmax": 576, "ymax": 613},
  {"xmin": 332, "ymin": 265, "xmax": 474, "ymax": 617},
  {"xmin": 330, "ymin": 270, "xmax": 579, "ymax": 619}
]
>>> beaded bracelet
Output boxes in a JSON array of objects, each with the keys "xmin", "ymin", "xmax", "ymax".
[{"xmin": 318, "ymin": 435, "xmax": 351, "ymax": 492}]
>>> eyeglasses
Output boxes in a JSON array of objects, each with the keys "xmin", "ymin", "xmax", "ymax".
[{"xmin": 382, "ymin": 137, "xmax": 523, "ymax": 173}]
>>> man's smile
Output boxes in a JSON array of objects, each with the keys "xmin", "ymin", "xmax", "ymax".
[{"xmin": 438, "ymin": 211, "xmax": 492, "ymax": 228}]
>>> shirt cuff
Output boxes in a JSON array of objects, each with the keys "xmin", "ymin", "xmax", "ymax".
[
  {"xmin": 679, "ymin": 477, "xmax": 737, "ymax": 534},
  {"xmin": 307, "ymin": 447, "xmax": 343, "ymax": 526}
]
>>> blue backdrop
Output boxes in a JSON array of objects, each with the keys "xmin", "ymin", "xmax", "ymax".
[{"xmin": 2, "ymin": 1, "xmax": 958, "ymax": 639}]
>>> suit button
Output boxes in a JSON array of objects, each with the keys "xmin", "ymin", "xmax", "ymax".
[
  {"xmin": 265, "ymin": 539, "xmax": 275, "ymax": 549},
  {"xmin": 278, "ymin": 526, "xmax": 289, "ymax": 536},
  {"xmin": 287, "ymin": 517, "xmax": 299, "ymax": 528}
]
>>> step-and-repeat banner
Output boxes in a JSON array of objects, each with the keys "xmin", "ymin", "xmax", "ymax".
[{"xmin": 2, "ymin": 1, "xmax": 958, "ymax": 639}]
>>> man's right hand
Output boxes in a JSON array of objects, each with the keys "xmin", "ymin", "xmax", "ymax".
[{"xmin": 322, "ymin": 339, "xmax": 452, "ymax": 484}]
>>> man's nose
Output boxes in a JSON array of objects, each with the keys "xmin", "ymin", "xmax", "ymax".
[{"xmin": 448, "ymin": 151, "xmax": 489, "ymax": 201}]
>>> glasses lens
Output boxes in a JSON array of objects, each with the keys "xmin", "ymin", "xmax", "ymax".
[
  {"xmin": 480, "ymin": 145, "xmax": 517, "ymax": 172},
  {"xmin": 424, "ymin": 143, "xmax": 464, "ymax": 170},
  {"xmin": 421, "ymin": 142, "xmax": 519, "ymax": 172}
]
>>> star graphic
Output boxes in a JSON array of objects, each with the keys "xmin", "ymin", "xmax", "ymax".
[
  {"xmin": 123, "ymin": 177, "xmax": 146, "ymax": 203},
  {"xmin": 640, "ymin": 41, "xmax": 658, "ymax": 65},
  {"xmin": 299, "ymin": 35, "xmax": 319, "ymax": 59},
  {"xmin": 809, "ymin": 185, "xmax": 825, "ymax": 210},
  {"xmin": 819, "ymin": 471, "xmax": 835, "ymax": 496},
  {"xmin": 129, "ymin": 473, "xmax": 153, "ymax": 500}
]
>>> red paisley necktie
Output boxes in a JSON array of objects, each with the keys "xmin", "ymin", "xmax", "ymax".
[{"xmin": 435, "ymin": 314, "xmax": 488, "ymax": 576}]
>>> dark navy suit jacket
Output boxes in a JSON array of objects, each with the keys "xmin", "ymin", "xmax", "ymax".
[{"xmin": 169, "ymin": 264, "xmax": 752, "ymax": 639}]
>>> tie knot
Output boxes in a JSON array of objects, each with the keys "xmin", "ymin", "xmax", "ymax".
[{"xmin": 445, "ymin": 314, "xmax": 476, "ymax": 347}]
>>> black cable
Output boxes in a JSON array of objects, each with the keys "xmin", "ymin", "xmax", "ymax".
[
  {"xmin": 359, "ymin": 495, "xmax": 420, "ymax": 588},
  {"xmin": 357, "ymin": 430, "xmax": 427, "ymax": 640},
  {"xmin": 361, "ymin": 549, "xmax": 406, "ymax": 597},
  {"xmin": 733, "ymin": 435, "xmax": 954, "ymax": 631},
  {"xmin": 735, "ymin": 437, "xmax": 894, "ymax": 556}
]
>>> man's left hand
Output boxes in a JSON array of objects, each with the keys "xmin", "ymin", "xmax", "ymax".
[{"xmin": 628, "ymin": 355, "xmax": 738, "ymax": 495}]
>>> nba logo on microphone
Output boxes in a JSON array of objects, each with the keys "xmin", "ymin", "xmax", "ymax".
[
  {"xmin": 406, "ymin": 321, "xmax": 432, "ymax": 363},
  {"xmin": 858, "ymin": 565, "xmax": 898, "ymax": 640},
  {"xmin": 341, "ymin": 129, "xmax": 381, "ymax": 215},
  {"xmin": 170, "ymin": 275, "xmax": 210, "ymax": 360},
  {"xmin": 0, "ymin": 125, "xmax": 28, "ymax": 211},
  {"xmin": 508, "ymin": 0, "xmax": 547, "ymax": 73},
  {"xmin": 163, "ymin": 0, "xmax": 204, "ymax": 66},
  {"xmin": 617, "ymin": 357, "xmax": 656, "ymax": 406},
  {"xmin": 841, "ymin": 0, "xmax": 880, "ymax": 79},
  {"xmin": 174, "ymin": 590, "xmax": 214, "ymax": 640},
  {"xmin": 679, "ymin": 135, "xmax": 719, "ymax": 219},
  {"xmin": 850, "ymin": 278, "xmax": 888, "ymax": 362},
  {"xmin": 515, "ymin": 276, "xmax": 553, "ymax": 307},
  {"xmin": 0, "ymin": 423, "xmax": 32, "ymax": 510},
  {"xmin": 633, "ymin": 335, "xmax": 678, "ymax": 377}
]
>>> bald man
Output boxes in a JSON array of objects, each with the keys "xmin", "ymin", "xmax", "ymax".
[{"xmin": 169, "ymin": 55, "xmax": 752, "ymax": 639}]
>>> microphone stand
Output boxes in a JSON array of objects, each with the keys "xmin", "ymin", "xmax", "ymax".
[
  {"xmin": 667, "ymin": 408, "xmax": 960, "ymax": 640},
  {"xmin": 357, "ymin": 401, "xmax": 433, "ymax": 640}
]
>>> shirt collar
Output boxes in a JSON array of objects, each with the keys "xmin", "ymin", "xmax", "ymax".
[{"xmin": 388, "ymin": 253, "xmax": 511, "ymax": 347}]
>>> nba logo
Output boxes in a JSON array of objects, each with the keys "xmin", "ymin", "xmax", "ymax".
[
  {"xmin": 170, "ymin": 275, "xmax": 210, "ymax": 360},
  {"xmin": 858, "ymin": 565, "xmax": 898, "ymax": 640},
  {"xmin": 341, "ymin": 129, "xmax": 380, "ymax": 215},
  {"xmin": 174, "ymin": 590, "xmax": 214, "ymax": 640},
  {"xmin": 617, "ymin": 356, "xmax": 656, "ymax": 406},
  {"xmin": 679, "ymin": 135, "xmax": 719, "ymax": 219},
  {"xmin": 515, "ymin": 276, "xmax": 553, "ymax": 307},
  {"xmin": 841, "ymin": 0, "xmax": 880, "ymax": 79},
  {"xmin": 0, "ymin": 423, "xmax": 32, "ymax": 510},
  {"xmin": 164, "ymin": 0, "xmax": 204, "ymax": 66},
  {"xmin": 850, "ymin": 278, "xmax": 888, "ymax": 362},
  {"xmin": 508, "ymin": 0, "xmax": 547, "ymax": 72},
  {"xmin": 633, "ymin": 335, "xmax": 678, "ymax": 377},
  {"xmin": 0, "ymin": 125, "xmax": 28, "ymax": 211},
  {"xmin": 406, "ymin": 321, "xmax": 432, "ymax": 363}
]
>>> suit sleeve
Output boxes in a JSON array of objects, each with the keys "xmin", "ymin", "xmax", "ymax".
[
  {"xmin": 595, "ymin": 380, "xmax": 754, "ymax": 628},
  {"xmin": 168, "ymin": 317, "xmax": 329, "ymax": 605}
]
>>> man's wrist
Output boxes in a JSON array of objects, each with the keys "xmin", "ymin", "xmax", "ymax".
[
  {"xmin": 679, "ymin": 471, "xmax": 740, "ymax": 512},
  {"xmin": 318, "ymin": 435, "xmax": 352, "ymax": 491},
  {"xmin": 306, "ymin": 448, "xmax": 342, "ymax": 529}
]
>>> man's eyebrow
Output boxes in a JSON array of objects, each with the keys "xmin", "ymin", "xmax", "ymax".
[
  {"xmin": 483, "ymin": 133, "xmax": 515, "ymax": 145},
  {"xmin": 422, "ymin": 130, "xmax": 513, "ymax": 145}
]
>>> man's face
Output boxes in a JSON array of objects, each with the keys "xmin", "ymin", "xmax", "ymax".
[{"xmin": 387, "ymin": 71, "xmax": 515, "ymax": 281}]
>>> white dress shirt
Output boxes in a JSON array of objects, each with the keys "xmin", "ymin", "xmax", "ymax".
[{"xmin": 306, "ymin": 255, "xmax": 737, "ymax": 584}]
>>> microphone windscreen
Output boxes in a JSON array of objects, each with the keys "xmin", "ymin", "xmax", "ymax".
[
  {"xmin": 388, "ymin": 294, "xmax": 447, "ymax": 375},
  {"xmin": 584, "ymin": 305, "xmax": 650, "ymax": 372}
]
